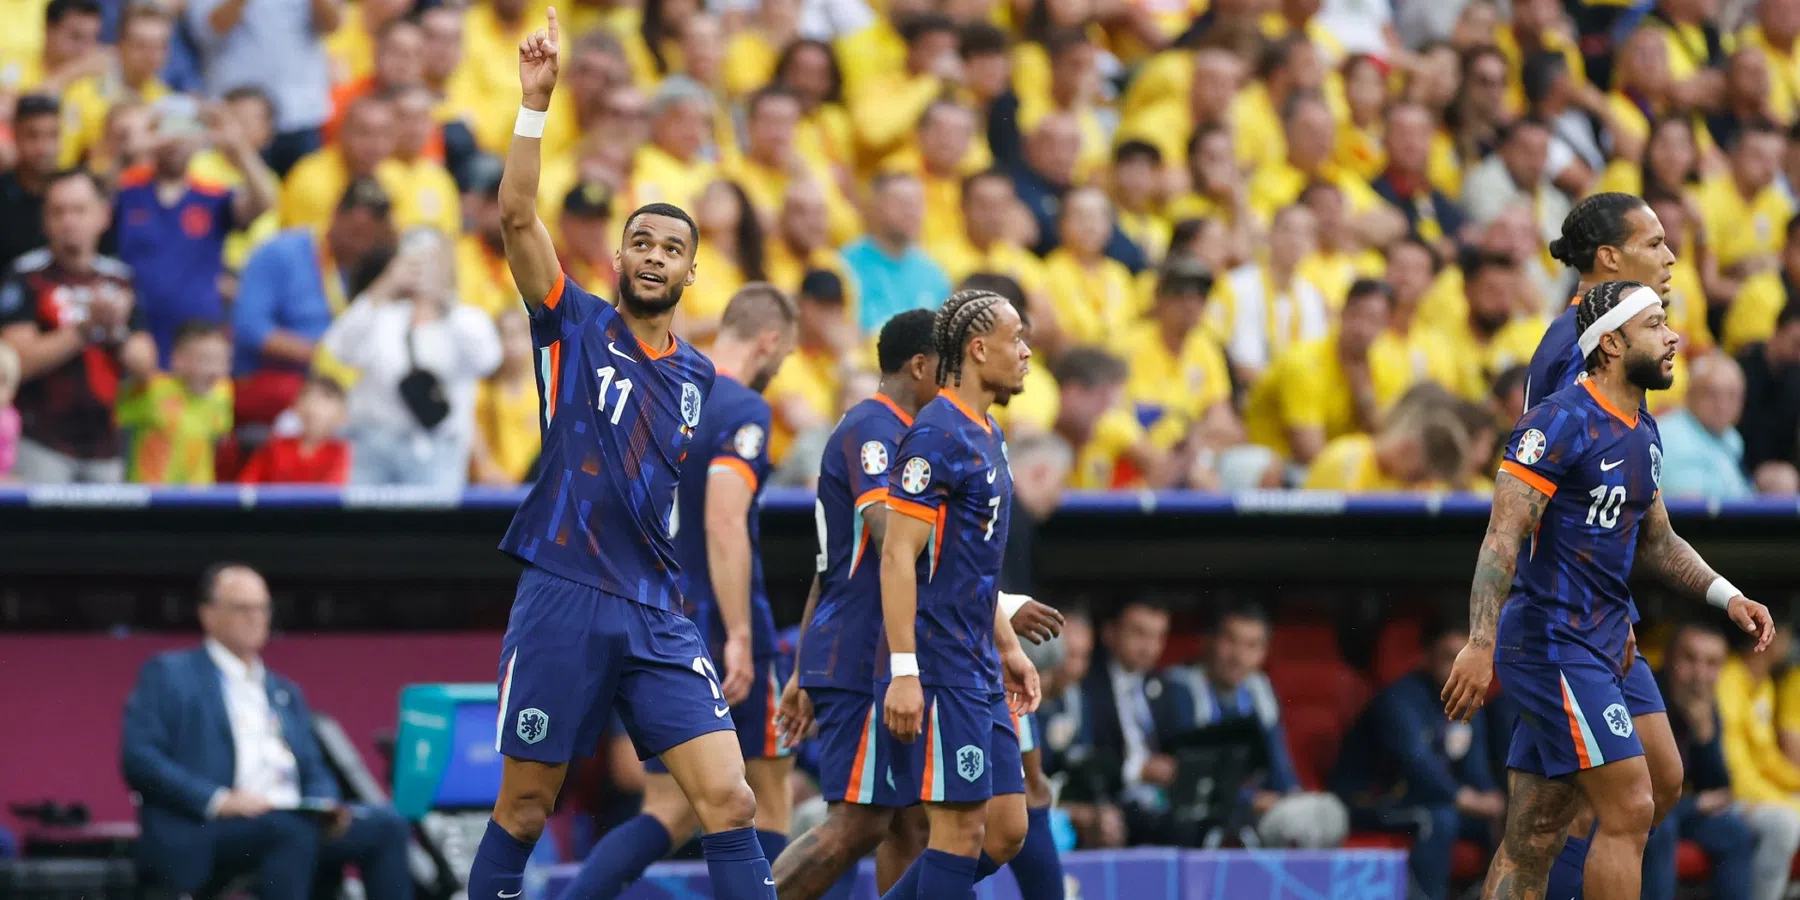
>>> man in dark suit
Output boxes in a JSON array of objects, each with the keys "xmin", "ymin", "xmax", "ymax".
[{"xmin": 121, "ymin": 563, "xmax": 413, "ymax": 900}]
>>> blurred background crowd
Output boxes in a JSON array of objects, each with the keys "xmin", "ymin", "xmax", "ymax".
[{"xmin": 3, "ymin": 0, "xmax": 1800, "ymax": 498}]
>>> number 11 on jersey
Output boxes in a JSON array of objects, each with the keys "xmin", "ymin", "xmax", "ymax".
[{"xmin": 595, "ymin": 366, "xmax": 634, "ymax": 425}]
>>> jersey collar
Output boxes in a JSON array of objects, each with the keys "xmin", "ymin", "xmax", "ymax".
[
  {"xmin": 872, "ymin": 392, "xmax": 913, "ymax": 427},
  {"xmin": 940, "ymin": 390, "xmax": 992, "ymax": 434},
  {"xmin": 1581, "ymin": 378, "xmax": 1639, "ymax": 428}
]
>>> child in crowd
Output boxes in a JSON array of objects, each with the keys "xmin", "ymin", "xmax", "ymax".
[
  {"xmin": 0, "ymin": 342, "xmax": 19, "ymax": 481},
  {"xmin": 237, "ymin": 375, "xmax": 351, "ymax": 484},
  {"xmin": 116, "ymin": 321, "xmax": 234, "ymax": 485},
  {"xmin": 470, "ymin": 308, "xmax": 539, "ymax": 485}
]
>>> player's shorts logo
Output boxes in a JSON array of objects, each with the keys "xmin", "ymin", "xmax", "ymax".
[
  {"xmin": 860, "ymin": 440, "xmax": 890, "ymax": 475},
  {"xmin": 734, "ymin": 423, "xmax": 765, "ymax": 459},
  {"xmin": 956, "ymin": 744, "xmax": 986, "ymax": 782},
  {"xmin": 901, "ymin": 457, "xmax": 931, "ymax": 494},
  {"xmin": 516, "ymin": 707, "xmax": 549, "ymax": 744},
  {"xmin": 1649, "ymin": 444, "xmax": 1662, "ymax": 488},
  {"xmin": 1516, "ymin": 428, "xmax": 1548, "ymax": 466},
  {"xmin": 1603, "ymin": 703, "xmax": 1633, "ymax": 738},
  {"xmin": 680, "ymin": 383, "xmax": 703, "ymax": 428}
]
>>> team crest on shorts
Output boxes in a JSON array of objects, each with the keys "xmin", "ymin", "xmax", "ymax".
[
  {"xmin": 860, "ymin": 440, "xmax": 889, "ymax": 475},
  {"xmin": 733, "ymin": 423, "xmax": 764, "ymax": 459},
  {"xmin": 901, "ymin": 457, "xmax": 931, "ymax": 494},
  {"xmin": 1516, "ymin": 428, "xmax": 1547, "ymax": 466},
  {"xmin": 1649, "ymin": 444, "xmax": 1662, "ymax": 488},
  {"xmin": 1603, "ymin": 703, "xmax": 1633, "ymax": 738},
  {"xmin": 680, "ymin": 383, "xmax": 703, "ymax": 428},
  {"xmin": 956, "ymin": 744, "xmax": 986, "ymax": 782},
  {"xmin": 516, "ymin": 707, "xmax": 549, "ymax": 744}
]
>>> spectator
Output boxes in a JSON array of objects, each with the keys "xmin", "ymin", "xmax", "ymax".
[
  {"xmin": 1722, "ymin": 213, "xmax": 1800, "ymax": 357},
  {"xmin": 325, "ymin": 17, "xmax": 425, "ymax": 140},
  {"xmin": 113, "ymin": 94, "xmax": 277, "ymax": 365},
  {"xmin": 1043, "ymin": 186, "xmax": 1135, "ymax": 346},
  {"xmin": 1462, "ymin": 119, "xmax": 1570, "ymax": 249},
  {"xmin": 382, "ymin": 84, "xmax": 461, "ymax": 238},
  {"xmin": 555, "ymin": 181, "xmax": 616, "ymax": 298},
  {"xmin": 761, "ymin": 177, "xmax": 847, "ymax": 297},
  {"xmin": 1660, "ymin": 353, "xmax": 1754, "ymax": 499},
  {"xmin": 1165, "ymin": 125, "xmax": 1256, "ymax": 266},
  {"xmin": 453, "ymin": 154, "xmax": 519, "ymax": 318},
  {"xmin": 0, "ymin": 341, "xmax": 18, "ymax": 481},
  {"xmin": 116, "ymin": 320, "xmax": 233, "ymax": 485},
  {"xmin": 1330, "ymin": 618, "xmax": 1504, "ymax": 900},
  {"xmin": 58, "ymin": 4, "xmax": 173, "ymax": 168},
  {"xmin": 120, "ymin": 563, "xmax": 412, "ymax": 900},
  {"xmin": 0, "ymin": 95, "xmax": 65, "ymax": 272},
  {"xmin": 232, "ymin": 178, "xmax": 394, "ymax": 427},
  {"xmin": 1110, "ymin": 140, "xmax": 1170, "ymax": 264},
  {"xmin": 1113, "ymin": 260, "xmax": 1232, "ymax": 453},
  {"xmin": 0, "ymin": 168, "xmax": 155, "ymax": 483},
  {"xmin": 682, "ymin": 179, "xmax": 766, "ymax": 343},
  {"xmin": 765, "ymin": 268, "xmax": 855, "ymax": 467},
  {"xmin": 1639, "ymin": 621, "xmax": 1777, "ymax": 900},
  {"xmin": 841, "ymin": 171, "xmax": 948, "ymax": 335},
  {"xmin": 1736, "ymin": 299, "xmax": 1800, "ymax": 492},
  {"xmin": 1435, "ymin": 250, "xmax": 1547, "ymax": 401},
  {"xmin": 1164, "ymin": 606, "xmax": 1350, "ymax": 849},
  {"xmin": 319, "ymin": 230, "xmax": 501, "ymax": 487},
  {"xmin": 1719, "ymin": 622, "xmax": 1800, "ymax": 890},
  {"xmin": 1221, "ymin": 203, "xmax": 1328, "ymax": 380},
  {"xmin": 1053, "ymin": 346, "xmax": 1185, "ymax": 489},
  {"xmin": 470, "ymin": 308, "xmax": 538, "ymax": 486},
  {"xmin": 1012, "ymin": 112, "xmax": 1147, "ymax": 271},
  {"xmin": 632, "ymin": 75, "xmax": 718, "ymax": 209},
  {"xmin": 848, "ymin": 13, "xmax": 959, "ymax": 166},
  {"xmin": 998, "ymin": 431, "xmax": 1073, "ymax": 594},
  {"xmin": 1700, "ymin": 124, "xmax": 1791, "ymax": 301},
  {"xmin": 235, "ymin": 375, "xmax": 350, "ymax": 484},
  {"xmin": 1371, "ymin": 103, "xmax": 1466, "ymax": 252},
  {"xmin": 279, "ymin": 94, "xmax": 397, "ymax": 231},
  {"xmin": 7, "ymin": 0, "xmax": 107, "ymax": 97},
  {"xmin": 728, "ymin": 86, "xmax": 858, "ymax": 245},
  {"xmin": 186, "ymin": 0, "xmax": 337, "ymax": 176},
  {"xmin": 1303, "ymin": 385, "xmax": 1471, "ymax": 491},
  {"xmin": 1246, "ymin": 91, "xmax": 1381, "ymax": 221},
  {"xmin": 932, "ymin": 169, "xmax": 1047, "ymax": 310}
]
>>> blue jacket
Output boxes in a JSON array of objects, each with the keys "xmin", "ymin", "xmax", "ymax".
[
  {"xmin": 120, "ymin": 646, "xmax": 338, "ymax": 883},
  {"xmin": 1162, "ymin": 664, "xmax": 1301, "ymax": 793},
  {"xmin": 1330, "ymin": 671, "xmax": 1496, "ymax": 807}
]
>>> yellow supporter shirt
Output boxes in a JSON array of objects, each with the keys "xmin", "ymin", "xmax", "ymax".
[
  {"xmin": 1115, "ymin": 90, "xmax": 1278, "ymax": 177},
  {"xmin": 324, "ymin": 5, "xmax": 377, "ymax": 83},
  {"xmin": 765, "ymin": 345, "xmax": 847, "ymax": 463},
  {"xmin": 1743, "ymin": 24, "xmax": 1800, "ymax": 124},
  {"xmin": 1299, "ymin": 249, "xmax": 1385, "ymax": 311},
  {"xmin": 1071, "ymin": 406, "xmax": 1148, "ymax": 490},
  {"xmin": 630, "ymin": 144, "xmax": 716, "ymax": 210},
  {"xmin": 1112, "ymin": 319, "xmax": 1231, "ymax": 432},
  {"xmin": 59, "ymin": 73, "xmax": 170, "ymax": 168},
  {"xmin": 834, "ymin": 20, "xmax": 906, "ymax": 101},
  {"xmin": 932, "ymin": 238, "xmax": 1049, "ymax": 298},
  {"xmin": 722, "ymin": 29, "xmax": 782, "ymax": 99},
  {"xmin": 993, "ymin": 365, "xmax": 1059, "ymax": 437},
  {"xmin": 1722, "ymin": 270, "xmax": 1788, "ymax": 354},
  {"xmin": 475, "ymin": 375, "xmax": 541, "ymax": 482},
  {"xmin": 384, "ymin": 157, "xmax": 462, "ymax": 237},
  {"xmin": 460, "ymin": 1, "xmax": 550, "ymax": 152},
  {"xmin": 1432, "ymin": 315, "xmax": 1550, "ymax": 401},
  {"xmin": 1042, "ymin": 249, "xmax": 1138, "ymax": 347},
  {"xmin": 281, "ymin": 149, "xmax": 456, "ymax": 236},
  {"xmin": 764, "ymin": 239, "xmax": 852, "ymax": 300},
  {"xmin": 727, "ymin": 158, "xmax": 862, "ymax": 247},
  {"xmin": 1495, "ymin": 27, "xmax": 1588, "ymax": 116},
  {"xmin": 455, "ymin": 236, "xmax": 519, "ymax": 317},
  {"xmin": 0, "ymin": 0, "xmax": 48, "ymax": 90},
  {"xmin": 682, "ymin": 244, "xmax": 745, "ymax": 336},
  {"xmin": 1017, "ymin": 98, "xmax": 1109, "ymax": 183},
  {"xmin": 796, "ymin": 104, "xmax": 857, "ymax": 175},
  {"xmin": 1246, "ymin": 159, "xmax": 1380, "ymax": 221},
  {"xmin": 1719, "ymin": 658, "xmax": 1800, "ymax": 815},
  {"xmin": 1242, "ymin": 334, "xmax": 1416, "ymax": 458},
  {"xmin": 1658, "ymin": 18, "xmax": 1734, "ymax": 84},
  {"xmin": 1117, "ymin": 209, "xmax": 1172, "ymax": 265},
  {"xmin": 1777, "ymin": 666, "xmax": 1800, "ymax": 740},
  {"xmin": 1303, "ymin": 433, "xmax": 1409, "ymax": 491},
  {"xmin": 116, "ymin": 374, "xmax": 234, "ymax": 485},
  {"xmin": 1697, "ymin": 174, "xmax": 1794, "ymax": 272}
]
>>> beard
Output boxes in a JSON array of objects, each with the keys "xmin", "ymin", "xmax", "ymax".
[
  {"xmin": 1623, "ymin": 339, "xmax": 1675, "ymax": 391},
  {"xmin": 616, "ymin": 272, "xmax": 684, "ymax": 316},
  {"xmin": 747, "ymin": 365, "xmax": 777, "ymax": 393}
]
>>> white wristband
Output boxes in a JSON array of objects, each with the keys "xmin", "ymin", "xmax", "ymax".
[
  {"xmin": 998, "ymin": 591, "xmax": 1030, "ymax": 618},
  {"xmin": 1706, "ymin": 576, "xmax": 1740, "ymax": 610},
  {"xmin": 890, "ymin": 652, "xmax": 919, "ymax": 678},
  {"xmin": 514, "ymin": 106, "xmax": 547, "ymax": 138}
]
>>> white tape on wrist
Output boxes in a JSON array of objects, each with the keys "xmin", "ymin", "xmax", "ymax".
[
  {"xmin": 890, "ymin": 652, "xmax": 919, "ymax": 678},
  {"xmin": 1706, "ymin": 576, "xmax": 1739, "ymax": 610},
  {"xmin": 514, "ymin": 106, "xmax": 547, "ymax": 138},
  {"xmin": 998, "ymin": 591, "xmax": 1030, "ymax": 618}
]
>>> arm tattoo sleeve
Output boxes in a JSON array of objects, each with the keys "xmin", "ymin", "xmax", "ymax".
[
  {"xmin": 1469, "ymin": 473, "xmax": 1550, "ymax": 648},
  {"xmin": 1636, "ymin": 497, "xmax": 1722, "ymax": 599}
]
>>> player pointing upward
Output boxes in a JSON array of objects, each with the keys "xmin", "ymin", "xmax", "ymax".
[
  {"xmin": 1441, "ymin": 280, "xmax": 1774, "ymax": 900},
  {"xmin": 470, "ymin": 10, "xmax": 777, "ymax": 900}
]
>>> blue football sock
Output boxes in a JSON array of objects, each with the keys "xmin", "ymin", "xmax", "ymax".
[
  {"xmin": 883, "ymin": 854, "xmax": 924, "ymax": 900},
  {"xmin": 756, "ymin": 829, "xmax": 789, "ymax": 864},
  {"xmin": 559, "ymin": 813, "xmax": 672, "ymax": 900},
  {"xmin": 1547, "ymin": 833, "xmax": 1589, "ymax": 900},
  {"xmin": 1008, "ymin": 807, "xmax": 1065, "ymax": 899},
  {"xmin": 910, "ymin": 848, "xmax": 979, "ymax": 900},
  {"xmin": 975, "ymin": 851, "xmax": 999, "ymax": 880},
  {"xmin": 468, "ymin": 818, "xmax": 535, "ymax": 900},
  {"xmin": 820, "ymin": 866, "xmax": 860, "ymax": 900},
  {"xmin": 699, "ymin": 827, "xmax": 776, "ymax": 900}
]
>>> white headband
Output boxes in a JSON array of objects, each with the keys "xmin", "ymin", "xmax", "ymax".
[{"xmin": 1576, "ymin": 286, "xmax": 1662, "ymax": 358}]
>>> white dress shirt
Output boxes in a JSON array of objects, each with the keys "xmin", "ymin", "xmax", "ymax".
[
  {"xmin": 206, "ymin": 639, "xmax": 302, "ymax": 814},
  {"xmin": 1109, "ymin": 660, "xmax": 1154, "ymax": 789}
]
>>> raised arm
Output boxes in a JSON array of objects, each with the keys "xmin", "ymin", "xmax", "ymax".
[
  {"xmin": 500, "ymin": 8, "xmax": 565, "ymax": 310},
  {"xmin": 1441, "ymin": 471, "xmax": 1550, "ymax": 720},
  {"xmin": 1636, "ymin": 495, "xmax": 1775, "ymax": 651}
]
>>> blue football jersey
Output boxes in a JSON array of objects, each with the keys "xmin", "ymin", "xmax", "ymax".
[
  {"xmin": 1497, "ymin": 379, "xmax": 1664, "ymax": 665},
  {"xmin": 672, "ymin": 374, "xmax": 778, "ymax": 659},
  {"xmin": 880, "ymin": 393, "xmax": 1013, "ymax": 692},
  {"xmin": 499, "ymin": 272, "xmax": 716, "ymax": 611},
  {"xmin": 1521, "ymin": 298, "xmax": 1582, "ymax": 410},
  {"xmin": 799, "ymin": 393, "xmax": 914, "ymax": 693}
]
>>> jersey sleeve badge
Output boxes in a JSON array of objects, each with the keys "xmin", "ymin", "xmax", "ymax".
[
  {"xmin": 680, "ymin": 382, "xmax": 703, "ymax": 429},
  {"xmin": 733, "ymin": 423, "xmax": 765, "ymax": 459},
  {"xmin": 1516, "ymin": 428, "xmax": 1547, "ymax": 465},
  {"xmin": 861, "ymin": 440, "xmax": 890, "ymax": 475},
  {"xmin": 1649, "ymin": 444, "xmax": 1662, "ymax": 488},
  {"xmin": 900, "ymin": 457, "xmax": 931, "ymax": 494}
]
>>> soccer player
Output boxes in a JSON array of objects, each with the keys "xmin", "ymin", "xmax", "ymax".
[
  {"xmin": 879, "ymin": 289, "xmax": 1039, "ymax": 900},
  {"xmin": 471, "ymin": 11, "xmax": 776, "ymax": 900},
  {"xmin": 770, "ymin": 308, "xmax": 940, "ymax": 900},
  {"xmin": 1527, "ymin": 192, "xmax": 1681, "ymax": 896},
  {"xmin": 1440, "ymin": 280, "xmax": 1775, "ymax": 900},
  {"xmin": 560, "ymin": 283, "xmax": 800, "ymax": 899}
]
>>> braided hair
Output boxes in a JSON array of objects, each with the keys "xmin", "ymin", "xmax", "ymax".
[
  {"xmin": 1548, "ymin": 193, "xmax": 1645, "ymax": 274},
  {"xmin": 933, "ymin": 289, "xmax": 1007, "ymax": 387},
  {"xmin": 1576, "ymin": 280, "xmax": 1649, "ymax": 372}
]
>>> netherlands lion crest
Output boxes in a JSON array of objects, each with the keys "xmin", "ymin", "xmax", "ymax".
[
  {"xmin": 956, "ymin": 744, "xmax": 985, "ymax": 782},
  {"xmin": 516, "ymin": 708, "xmax": 549, "ymax": 744},
  {"xmin": 860, "ymin": 440, "xmax": 889, "ymax": 476},
  {"xmin": 1603, "ymin": 703, "xmax": 1633, "ymax": 738},
  {"xmin": 1649, "ymin": 444, "xmax": 1662, "ymax": 488},
  {"xmin": 901, "ymin": 457, "xmax": 931, "ymax": 494},
  {"xmin": 680, "ymin": 382, "xmax": 702, "ymax": 428}
]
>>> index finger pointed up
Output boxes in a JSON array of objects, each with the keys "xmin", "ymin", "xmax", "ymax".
[{"xmin": 546, "ymin": 6, "xmax": 559, "ymax": 45}]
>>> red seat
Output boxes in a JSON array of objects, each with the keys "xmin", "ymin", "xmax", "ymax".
[{"xmin": 1372, "ymin": 620, "xmax": 1424, "ymax": 686}]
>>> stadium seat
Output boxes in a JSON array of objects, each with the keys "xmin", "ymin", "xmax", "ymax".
[{"xmin": 1371, "ymin": 620, "xmax": 1424, "ymax": 686}]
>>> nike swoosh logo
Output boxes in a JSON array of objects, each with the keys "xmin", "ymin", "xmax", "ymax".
[
  {"xmin": 987, "ymin": 469, "xmax": 998, "ymax": 484},
  {"xmin": 1600, "ymin": 459, "xmax": 1623, "ymax": 471},
  {"xmin": 607, "ymin": 341, "xmax": 635, "ymax": 361},
  {"xmin": 715, "ymin": 705, "xmax": 730, "ymax": 717},
  {"xmin": 765, "ymin": 879, "xmax": 777, "ymax": 886},
  {"xmin": 499, "ymin": 892, "xmax": 522, "ymax": 898}
]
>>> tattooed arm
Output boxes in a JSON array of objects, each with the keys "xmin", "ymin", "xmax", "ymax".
[
  {"xmin": 1636, "ymin": 495, "xmax": 1776, "ymax": 650},
  {"xmin": 1442, "ymin": 471, "xmax": 1550, "ymax": 720}
]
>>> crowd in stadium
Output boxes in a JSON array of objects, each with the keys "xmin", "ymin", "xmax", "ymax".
[{"xmin": 1, "ymin": 0, "xmax": 1799, "ymax": 496}]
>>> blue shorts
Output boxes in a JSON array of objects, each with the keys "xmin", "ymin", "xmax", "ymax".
[
  {"xmin": 881, "ymin": 682, "xmax": 1024, "ymax": 804},
  {"xmin": 812, "ymin": 687, "xmax": 913, "ymax": 806},
  {"xmin": 1500, "ymin": 651, "xmax": 1647, "ymax": 779},
  {"xmin": 496, "ymin": 567, "xmax": 734, "ymax": 764},
  {"xmin": 646, "ymin": 656, "xmax": 793, "ymax": 774},
  {"xmin": 1621, "ymin": 653, "xmax": 1665, "ymax": 716}
]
